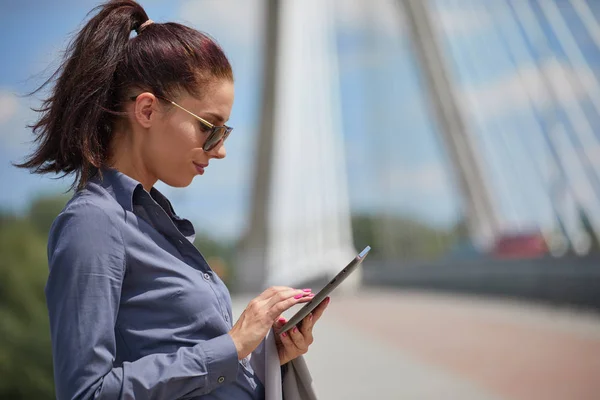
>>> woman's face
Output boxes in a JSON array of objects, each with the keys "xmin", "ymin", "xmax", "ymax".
[{"xmin": 142, "ymin": 79, "xmax": 234, "ymax": 188}]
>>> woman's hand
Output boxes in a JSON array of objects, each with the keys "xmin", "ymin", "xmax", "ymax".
[
  {"xmin": 275, "ymin": 296, "xmax": 330, "ymax": 365},
  {"xmin": 229, "ymin": 286, "xmax": 314, "ymax": 360}
]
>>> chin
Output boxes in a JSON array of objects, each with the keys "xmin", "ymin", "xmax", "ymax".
[{"xmin": 162, "ymin": 174, "xmax": 194, "ymax": 188}]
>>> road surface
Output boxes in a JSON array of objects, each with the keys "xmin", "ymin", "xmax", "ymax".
[{"xmin": 232, "ymin": 288, "xmax": 600, "ymax": 399}]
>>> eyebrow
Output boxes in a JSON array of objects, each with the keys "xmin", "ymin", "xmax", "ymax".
[{"xmin": 201, "ymin": 112, "xmax": 226, "ymax": 125}]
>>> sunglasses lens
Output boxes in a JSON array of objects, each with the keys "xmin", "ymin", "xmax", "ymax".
[{"xmin": 204, "ymin": 127, "xmax": 227, "ymax": 151}]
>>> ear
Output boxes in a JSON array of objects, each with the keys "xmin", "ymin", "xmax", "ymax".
[{"xmin": 132, "ymin": 92, "xmax": 158, "ymax": 129}]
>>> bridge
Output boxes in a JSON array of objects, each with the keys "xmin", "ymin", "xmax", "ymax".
[
  {"xmin": 232, "ymin": 0, "xmax": 600, "ymax": 300},
  {"xmin": 229, "ymin": 1, "xmax": 600, "ymax": 397}
]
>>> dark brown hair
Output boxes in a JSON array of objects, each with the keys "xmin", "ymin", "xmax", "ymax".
[{"xmin": 15, "ymin": 0, "xmax": 233, "ymax": 190}]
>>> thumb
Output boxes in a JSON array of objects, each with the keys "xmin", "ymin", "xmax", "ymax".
[{"xmin": 274, "ymin": 316, "xmax": 287, "ymax": 328}]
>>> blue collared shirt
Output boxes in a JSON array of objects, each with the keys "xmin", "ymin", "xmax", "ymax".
[{"xmin": 46, "ymin": 168, "xmax": 264, "ymax": 400}]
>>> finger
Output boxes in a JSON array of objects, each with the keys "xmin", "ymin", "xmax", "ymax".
[
  {"xmin": 299, "ymin": 313, "xmax": 314, "ymax": 335},
  {"xmin": 247, "ymin": 287, "xmax": 293, "ymax": 313},
  {"xmin": 298, "ymin": 313, "xmax": 314, "ymax": 336},
  {"xmin": 288, "ymin": 325, "xmax": 308, "ymax": 352},
  {"xmin": 251, "ymin": 288, "xmax": 304, "ymax": 315},
  {"xmin": 310, "ymin": 296, "xmax": 330, "ymax": 324},
  {"xmin": 279, "ymin": 327, "xmax": 295, "ymax": 348},
  {"xmin": 264, "ymin": 288, "xmax": 312, "ymax": 310},
  {"xmin": 246, "ymin": 286, "xmax": 296, "ymax": 314},
  {"xmin": 273, "ymin": 316, "xmax": 287, "ymax": 330},
  {"xmin": 255, "ymin": 286, "xmax": 295, "ymax": 301},
  {"xmin": 270, "ymin": 292, "xmax": 315, "ymax": 318},
  {"xmin": 274, "ymin": 317, "xmax": 287, "ymax": 343}
]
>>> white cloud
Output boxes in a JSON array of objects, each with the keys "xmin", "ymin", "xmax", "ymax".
[
  {"xmin": 180, "ymin": 0, "xmax": 405, "ymax": 49},
  {"xmin": 461, "ymin": 61, "xmax": 597, "ymax": 117},
  {"xmin": 334, "ymin": 0, "xmax": 405, "ymax": 37},
  {"xmin": 431, "ymin": 2, "xmax": 492, "ymax": 37},
  {"xmin": 0, "ymin": 91, "xmax": 19, "ymax": 125},
  {"xmin": 433, "ymin": 9, "xmax": 490, "ymax": 37},
  {"xmin": 179, "ymin": 0, "xmax": 264, "ymax": 47},
  {"xmin": 0, "ymin": 90, "xmax": 37, "ymax": 151}
]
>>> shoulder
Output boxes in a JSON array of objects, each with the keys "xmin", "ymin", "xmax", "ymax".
[
  {"xmin": 48, "ymin": 182, "xmax": 126, "ymax": 257},
  {"xmin": 46, "ymin": 183, "xmax": 128, "ymax": 291}
]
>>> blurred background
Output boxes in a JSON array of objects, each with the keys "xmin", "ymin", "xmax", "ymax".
[{"xmin": 2, "ymin": 0, "xmax": 600, "ymax": 399}]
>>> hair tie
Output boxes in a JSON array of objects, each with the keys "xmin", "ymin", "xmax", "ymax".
[{"xmin": 137, "ymin": 19, "xmax": 154, "ymax": 34}]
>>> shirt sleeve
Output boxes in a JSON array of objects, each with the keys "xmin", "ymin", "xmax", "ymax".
[{"xmin": 46, "ymin": 202, "xmax": 239, "ymax": 400}]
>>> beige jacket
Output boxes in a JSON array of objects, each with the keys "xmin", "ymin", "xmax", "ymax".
[{"xmin": 250, "ymin": 328, "xmax": 318, "ymax": 400}]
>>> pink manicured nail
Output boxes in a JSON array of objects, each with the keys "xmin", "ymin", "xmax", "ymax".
[
  {"xmin": 279, "ymin": 317, "xmax": 286, "ymax": 323},
  {"xmin": 294, "ymin": 294, "xmax": 304, "ymax": 299},
  {"xmin": 281, "ymin": 332, "xmax": 287, "ymax": 337},
  {"xmin": 302, "ymin": 288, "xmax": 312, "ymax": 292},
  {"xmin": 308, "ymin": 313, "xmax": 313, "ymax": 321},
  {"xmin": 308, "ymin": 293, "xmax": 315, "ymax": 297},
  {"xmin": 293, "ymin": 327, "xmax": 298, "ymax": 333}
]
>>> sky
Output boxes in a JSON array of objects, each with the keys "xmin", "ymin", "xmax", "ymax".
[{"xmin": 1, "ymin": 0, "xmax": 600, "ymax": 241}]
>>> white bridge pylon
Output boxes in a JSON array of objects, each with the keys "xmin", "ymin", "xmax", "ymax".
[{"xmin": 236, "ymin": 0, "xmax": 358, "ymax": 291}]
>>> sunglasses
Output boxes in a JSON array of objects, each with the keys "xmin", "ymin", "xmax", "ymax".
[{"xmin": 129, "ymin": 94, "xmax": 233, "ymax": 152}]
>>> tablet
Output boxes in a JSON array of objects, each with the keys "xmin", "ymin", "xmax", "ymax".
[{"xmin": 277, "ymin": 245, "xmax": 371, "ymax": 334}]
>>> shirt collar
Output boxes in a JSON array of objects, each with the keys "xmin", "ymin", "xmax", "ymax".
[
  {"xmin": 94, "ymin": 167, "xmax": 143, "ymax": 212},
  {"xmin": 93, "ymin": 167, "xmax": 196, "ymax": 242}
]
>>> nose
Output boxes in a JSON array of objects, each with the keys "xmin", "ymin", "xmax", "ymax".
[{"xmin": 207, "ymin": 141, "xmax": 226, "ymax": 159}]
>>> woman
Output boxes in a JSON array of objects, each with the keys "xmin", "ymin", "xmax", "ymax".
[{"xmin": 16, "ymin": 1, "xmax": 328, "ymax": 399}]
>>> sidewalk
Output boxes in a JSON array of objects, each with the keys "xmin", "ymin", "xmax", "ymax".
[{"xmin": 232, "ymin": 288, "xmax": 600, "ymax": 400}]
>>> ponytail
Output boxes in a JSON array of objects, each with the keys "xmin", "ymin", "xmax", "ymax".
[{"xmin": 16, "ymin": 0, "xmax": 232, "ymax": 190}]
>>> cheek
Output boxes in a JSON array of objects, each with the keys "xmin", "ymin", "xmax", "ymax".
[
  {"xmin": 144, "ymin": 121, "xmax": 200, "ymax": 182},
  {"xmin": 155, "ymin": 121, "xmax": 198, "ymax": 158}
]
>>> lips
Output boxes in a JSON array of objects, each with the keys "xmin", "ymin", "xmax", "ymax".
[{"xmin": 193, "ymin": 162, "xmax": 208, "ymax": 174}]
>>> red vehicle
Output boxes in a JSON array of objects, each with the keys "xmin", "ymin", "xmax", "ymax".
[{"xmin": 492, "ymin": 231, "xmax": 548, "ymax": 259}]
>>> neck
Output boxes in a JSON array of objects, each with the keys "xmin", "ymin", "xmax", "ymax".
[{"xmin": 108, "ymin": 131, "xmax": 156, "ymax": 191}]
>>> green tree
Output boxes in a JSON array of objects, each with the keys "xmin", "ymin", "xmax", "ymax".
[
  {"xmin": 0, "ymin": 219, "xmax": 54, "ymax": 399},
  {"xmin": 351, "ymin": 213, "xmax": 460, "ymax": 261},
  {"xmin": 194, "ymin": 233, "xmax": 237, "ymax": 286},
  {"xmin": 27, "ymin": 193, "xmax": 70, "ymax": 236},
  {"xmin": 351, "ymin": 214, "xmax": 379, "ymax": 258},
  {"xmin": 0, "ymin": 193, "xmax": 70, "ymax": 399}
]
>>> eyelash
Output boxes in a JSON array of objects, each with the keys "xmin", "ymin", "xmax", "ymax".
[{"xmin": 198, "ymin": 122, "xmax": 211, "ymax": 133}]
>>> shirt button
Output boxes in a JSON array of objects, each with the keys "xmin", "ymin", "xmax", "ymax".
[
  {"xmin": 224, "ymin": 314, "xmax": 229, "ymax": 322},
  {"xmin": 203, "ymin": 272, "xmax": 210, "ymax": 281},
  {"xmin": 217, "ymin": 376, "xmax": 225, "ymax": 384}
]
